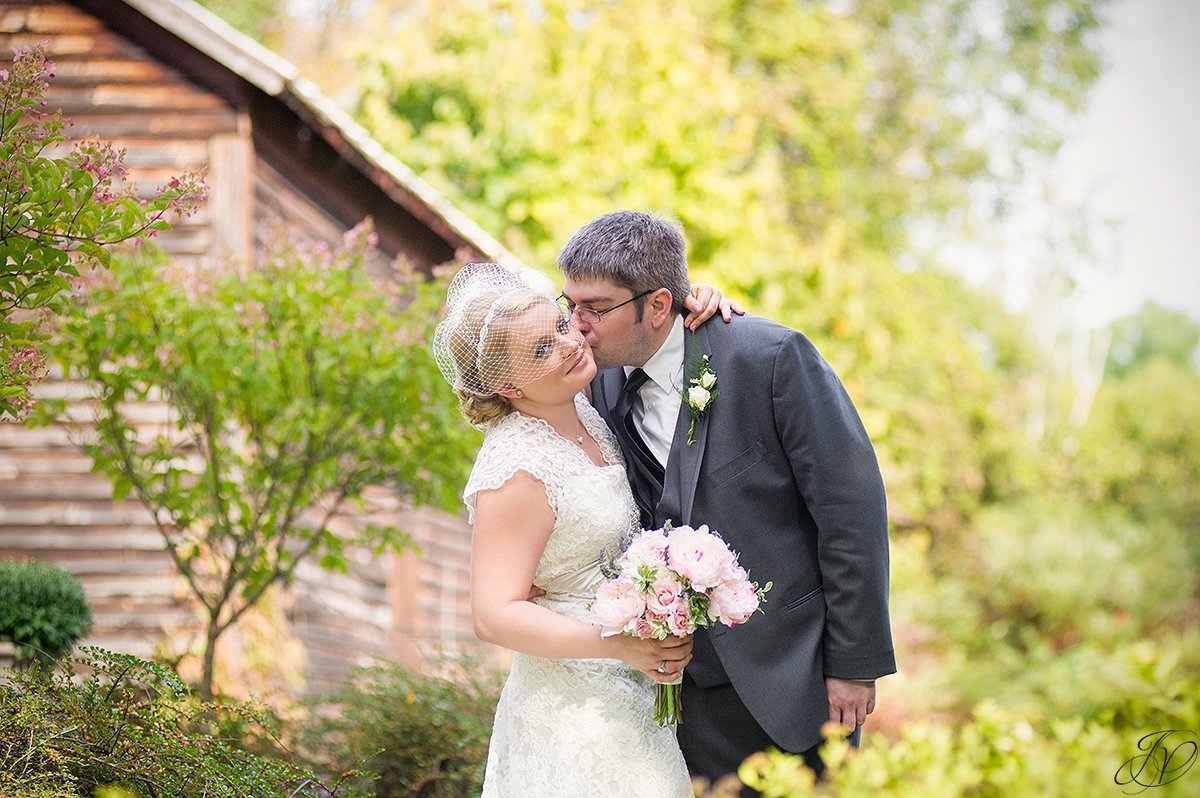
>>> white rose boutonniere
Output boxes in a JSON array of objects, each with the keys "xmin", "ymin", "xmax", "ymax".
[{"xmin": 684, "ymin": 352, "xmax": 717, "ymax": 445}]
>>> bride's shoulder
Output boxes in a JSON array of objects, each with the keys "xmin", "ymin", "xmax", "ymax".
[{"xmin": 475, "ymin": 410, "xmax": 555, "ymax": 461}]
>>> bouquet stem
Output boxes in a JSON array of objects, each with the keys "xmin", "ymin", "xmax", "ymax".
[{"xmin": 654, "ymin": 681, "xmax": 683, "ymax": 726}]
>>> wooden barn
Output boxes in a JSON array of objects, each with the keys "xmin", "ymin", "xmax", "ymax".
[{"xmin": 0, "ymin": 0, "xmax": 511, "ymax": 694}]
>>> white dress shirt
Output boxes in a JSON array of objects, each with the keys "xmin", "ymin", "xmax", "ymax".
[{"xmin": 625, "ymin": 316, "xmax": 686, "ymax": 466}]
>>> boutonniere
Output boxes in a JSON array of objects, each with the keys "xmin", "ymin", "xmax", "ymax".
[{"xmin": 683, "ymin": 347, "xmax": 717, "ymax": 445}]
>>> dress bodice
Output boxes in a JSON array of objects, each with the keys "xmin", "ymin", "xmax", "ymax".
[{"xmin": 465, "ymin": 393, "xmax": 639, "ymax": 610}]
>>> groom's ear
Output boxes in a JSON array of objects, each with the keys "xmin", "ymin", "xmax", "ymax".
[{"xmin": 647, "ymin": 288, "xmax": 675, "ymax": 329}]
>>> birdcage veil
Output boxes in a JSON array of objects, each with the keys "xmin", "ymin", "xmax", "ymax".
[{"xmin": 432, "ymin": 263, "xmax": 582, "ymax": 399}]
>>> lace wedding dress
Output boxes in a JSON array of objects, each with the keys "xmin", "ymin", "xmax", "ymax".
[{"xmin": 465, "ymin": 393, "xmax": 691, "ymax": 798}]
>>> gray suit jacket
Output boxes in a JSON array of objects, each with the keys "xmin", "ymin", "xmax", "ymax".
[{"xmin": 591, "ymin": 314, "xmax": 895, "ymax": 752}]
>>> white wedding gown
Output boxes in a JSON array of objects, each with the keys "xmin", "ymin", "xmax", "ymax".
[{"xmin": 465, "ymin": 394, "xmax": 691, "ymax": 798}]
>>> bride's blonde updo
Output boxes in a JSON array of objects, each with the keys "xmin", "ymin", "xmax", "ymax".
[{"xmin": 432, "ymin": 264, "xmax": 566, "ymax": 427}]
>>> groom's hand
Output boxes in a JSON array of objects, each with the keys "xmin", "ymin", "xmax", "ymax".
[{"xmin": 825, "ymin": 676, "xmax": 876, "ymax": 732}]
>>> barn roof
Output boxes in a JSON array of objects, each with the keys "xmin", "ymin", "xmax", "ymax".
[{"xmin": 76, "ymin": 0, "xmax": 522, "ymax": 269}]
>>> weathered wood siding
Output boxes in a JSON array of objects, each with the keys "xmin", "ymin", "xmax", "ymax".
[{"xmin": 0, "ymin": 0, "xmax": 499, "ymax": 693}]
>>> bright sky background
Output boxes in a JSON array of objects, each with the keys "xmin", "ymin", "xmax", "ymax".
[{"xmin": 1042, "ymin": 0, "xmax": 1200, "ymax": 328}]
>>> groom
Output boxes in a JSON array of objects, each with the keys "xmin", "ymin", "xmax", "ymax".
[{"xmin": 557, "ymin": 210, "xmax": 895, "ymax": 791}]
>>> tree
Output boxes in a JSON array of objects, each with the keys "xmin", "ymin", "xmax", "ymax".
[
  {"xmin": 0, "ymin": 43, "xmax": 205, "ymax": 419},
  {"xmin": 195, "ymin": 0, "xmax": 287, "ymax": 44},
  {"xmin": 1072, "ymin": 357, "xmax": 1200, "ymax": 539},
  {"xmin": 38, "ymin": 227, "xmax": 478, "ymax": 699},
  {"xmin": 1105, "ymin": 301, "xmax": 1200, "ymax": 379}
]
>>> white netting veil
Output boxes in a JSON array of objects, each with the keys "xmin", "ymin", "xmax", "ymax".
[{"xmin": 432, "ymin": 263, "xmax": 584, "ymax": 401}]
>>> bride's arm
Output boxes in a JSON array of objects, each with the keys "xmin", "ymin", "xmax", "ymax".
[{"xmin": 471, "ymin": 470, "xmax": 691, "ymax": 681}]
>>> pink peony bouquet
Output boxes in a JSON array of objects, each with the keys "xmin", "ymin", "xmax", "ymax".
[{"xmin": 590, "ymin": 522, "xmax": 770, "ymax": 725}]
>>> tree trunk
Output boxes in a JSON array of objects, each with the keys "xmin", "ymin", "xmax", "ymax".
[{"xmin": 199, "ymin": 618, "xmax": 222, "ymax": 701}]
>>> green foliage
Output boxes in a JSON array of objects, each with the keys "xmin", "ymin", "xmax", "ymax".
[
  {"xmin": 0, "ymin": 646, "xmax": 365, "ymax": 797},
  {"xmin": 195, "ymin": 0, "xmax": 287, "ymax": 43},
  {"xmin": 739, "ymin": 682, "xmax": 1200, "ymax": 797},
  {"xmin": 0, "ymin": 43, "xmax": 205, "ymax": 419},
  {"xmin": 894, "ymin": 499, "xmax": 1198, "ymax": 720},
  {"xmin": 299, "ymin": 659, "xmax": 503, "ymax": 798},
  {"xmin": 0, "ymin": 559, "xmax": 92, "ymax": 666},
  {"xmin": 1071, "ymin": 358, "xmax": 1200, "ymax": 538},
  {"xmin": 36, "ymin": 226, "xmax": 478, "ymax": 698},
  {"xmin": 1105, "ymin": 301, "xmax": 1200, "ymax": 379},
  {"xmin": 349, "ymin": 0, "xmax": 1105, "ymax": 266}
]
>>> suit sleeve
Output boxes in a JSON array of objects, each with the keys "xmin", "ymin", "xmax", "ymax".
[{"xmin": 770, "ymin": 332, "xmax": 896, "ymax": 679}]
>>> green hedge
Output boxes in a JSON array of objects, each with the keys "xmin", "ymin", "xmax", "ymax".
[{"xmin": 0, "ymin": 559, "xmax": 93, "ymax": 665}]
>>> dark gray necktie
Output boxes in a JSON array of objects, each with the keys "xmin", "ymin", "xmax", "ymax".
[{"xmin": 614, "ymin": 369, "xmax": 665, "ymax": 520}]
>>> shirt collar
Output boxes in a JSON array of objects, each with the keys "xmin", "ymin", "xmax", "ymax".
[{"xmin": 626, "ymin": 316, "xmax": 685, "ymax": 392}]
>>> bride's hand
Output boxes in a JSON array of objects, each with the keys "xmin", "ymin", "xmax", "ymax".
[
  {"xmin": 607, "ymin": 633, "xmax": 693, "ymax": 684},
  {"xmin": 684, "ymin": 284, "xmax": 745, "ymax": 331}
]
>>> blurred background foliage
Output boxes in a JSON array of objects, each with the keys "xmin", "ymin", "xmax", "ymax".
[{"xmin": 194, "ymin": 0, "xmax": 1200, "ymax": 788}]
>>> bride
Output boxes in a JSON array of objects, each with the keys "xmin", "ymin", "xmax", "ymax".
[{"xmin": 432, "ymin": 264, "xmax": 733, "ymax": 797}]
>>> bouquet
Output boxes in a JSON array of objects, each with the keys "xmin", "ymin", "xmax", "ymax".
[{"xmin": 589, "ymin": 522, "xmax": 770, "ymax": 726}]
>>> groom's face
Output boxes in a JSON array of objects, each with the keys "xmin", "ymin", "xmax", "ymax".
[{"xmin": 560, "ymin": 276, "xmax": 655, "ymax": 370}]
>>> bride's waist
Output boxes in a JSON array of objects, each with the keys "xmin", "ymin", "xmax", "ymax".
[{"xmin": 532, "ymin": 592, "xmax": 594, "ymax": 620}]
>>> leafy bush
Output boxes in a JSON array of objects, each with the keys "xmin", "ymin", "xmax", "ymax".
[
  {"xmin": 299, "ymin": 659, "xmax": 504, "ymax": 798},
  {"xmin": 0, "ymin": 647, "xmax": 365, "ymax": 797},
  {"xmin": 0, "ymin": 559, "xmax": 93, "ymax": 666},
  {"xmin": 739, "ymin": 678, "xmax": 1200, "ymax": 797},
  {"xmin": 894, "ymin": 499, "xmax": 1199, "ymax": 719},
  {"xmin": 38, "ymin": 233, "xmax": 475, "ymax": 699}
]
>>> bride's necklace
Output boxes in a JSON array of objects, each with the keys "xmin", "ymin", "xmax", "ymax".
[
  {"xmin": 544, "ymin": 416, "xmax": 586, "ymax": 445},
  {"xmin": 556, "ymin": 423, "xmax": 586, "ymax": 445}
]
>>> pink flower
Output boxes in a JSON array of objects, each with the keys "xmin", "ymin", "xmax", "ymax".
[
  {"xmin": 646, "ymin": 575, "xmax": 684, "ymax": 615},
  {"xmin": 620, "ymin": 528, "xmax": 669, "ymax": 571},
  {"xmin": 667, "ymin": 524, "xmax": 736, "ymax": 591},
  {"xmin": 590, "ymin": 575, "xmax": 645, "ymax": 637},
  {"xmin": 708, "ymin": 580, "xmax": 761, "ymax": 626},
  {"xmin": 632, "ymin": 616, "xmax": 656, "ymax": 638},
  {"xmin": 721, "ymin": 560, "xmax": 748, "ymax": 584},
  {"xmin": 666, "ymin": 599, "xmax": 696, "ymax": 636}
]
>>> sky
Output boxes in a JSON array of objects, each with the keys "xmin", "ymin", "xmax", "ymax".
[{"xmin": 1038, "ymin": 0, "xmax": 1200, "ymax": 328}]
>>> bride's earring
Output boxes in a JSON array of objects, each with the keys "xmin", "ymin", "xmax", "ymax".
[{"xmin": 515, "ymin": 389, "xmax": 523, "ymax": 397}]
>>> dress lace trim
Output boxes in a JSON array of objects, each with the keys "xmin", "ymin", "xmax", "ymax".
[{"xmin": 463, "ymin": 393, "xmax": 625, "ymax": 523}]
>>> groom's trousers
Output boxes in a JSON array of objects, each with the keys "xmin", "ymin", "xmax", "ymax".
[{"xmin": 678, "ymin": 671, "xmax": 860, "ymax": 797}]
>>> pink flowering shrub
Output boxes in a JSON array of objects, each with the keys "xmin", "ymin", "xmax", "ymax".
[{"xmin": 0, "ymin": 42, "xmax": 207, "ymax": 418}]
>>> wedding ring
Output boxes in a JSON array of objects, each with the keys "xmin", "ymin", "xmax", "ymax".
[{"xmin": 657, "ymin": 661, "xmax": 667, "ymax": 673}]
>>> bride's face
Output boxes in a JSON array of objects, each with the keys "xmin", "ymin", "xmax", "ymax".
[{"xmin": 501, "ymin": 300, "xmax": 595, "ymax": 402}]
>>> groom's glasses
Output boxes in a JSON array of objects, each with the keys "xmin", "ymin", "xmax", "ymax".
[{"xmin": 557, "ymin": 288, "xmax": 656, "ymax": 326}]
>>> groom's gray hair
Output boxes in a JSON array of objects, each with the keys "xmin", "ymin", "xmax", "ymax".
[{"xmin": 557, "ymin": 210, "xmax": 691, "ymax": 317}]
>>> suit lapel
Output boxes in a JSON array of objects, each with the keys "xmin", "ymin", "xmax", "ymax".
[{"xmin": 663, "ymin": 324, "xmax": 713, "ymax": 525}]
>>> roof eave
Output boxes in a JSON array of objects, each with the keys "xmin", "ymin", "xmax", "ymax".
[{"xmin": 118, "ymin": 0, "xmax": 522, "ymax": 269}]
